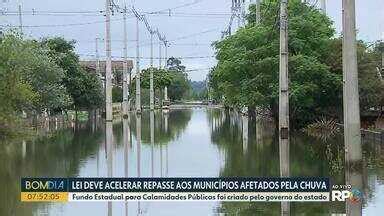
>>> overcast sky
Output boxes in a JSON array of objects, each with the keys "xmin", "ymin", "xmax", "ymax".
[{"xmin": 1, "ymin": 0, "xmax": 383, "ymax": 81}]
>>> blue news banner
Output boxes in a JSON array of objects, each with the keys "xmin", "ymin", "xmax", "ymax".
[{"xmin": 21, "ymin": 177, "xmax": 331, "ymax": 202}]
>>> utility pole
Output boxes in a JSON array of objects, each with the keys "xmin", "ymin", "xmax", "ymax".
[
  {"xmin": 164, "ymin": 41, "xmax": 168, "ymax": 69},
  {"xmin": 104, "ymin": 4, "xmax": 114, "ymax": 214},
  {"xmin": 150, "ymin": 111, "xmax": 155, "ymax": 176},
  {"xmin": 159, "ymin": 40, "xmax": 162, "ymax": 68},
  {"xmin": 18, "ymin": 1, "xmax": 22, "ymax": 34},
  {"xmin": 342, "ymin": 0, "xmax": 362, "ymax": 163},
  {"xmin": 279, "ymin": 0, "xmax": 290, "ymax": 214},
  {"xmin": 256, "ymin": 0, "xmax": 261, "ymax": 25},
  {"xmin": 140, "ymin": 16, "xmax": 155, "ymax": 110},
  {"xmin": 150, "ymin": 32, "xmax": 155, "ymax": 110},
  {"xmin": 164, "ymin": 41, "xmax": 169, "ymax": 104},
  {"xmin": 150, "ymin": 33, "xmax": 154, "ymax": 67},
  {"xmin": 320, "ymin": 0, "xmax": 326, "ymax": 13},
  {"xmin": 135, "ymin": 15, "xmax": 141, "ymax": 114},
  {"xmin": 105, "ymin": 0, "xmax": 113, "ymax": 122},
  {"xmin": 95, "ymin": 38, "xmax": 101, "ymax": 77},
  {"xmin": 122, "ymin": 5, "xmax": 129, "ymax": 117}
]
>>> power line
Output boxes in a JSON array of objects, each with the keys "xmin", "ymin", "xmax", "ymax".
[
  {"xmin": 123, "ymin": 28, "xmax": 219, "ymax": 49},
  {"xmin": 0, "ymin": 18, "xmax": 125, "ymax": 28},
  {"xmin": 79, "ymin": 53, "xmax": 215, "ymax": 60},
  {"xmin": 3, "ymin": 10, "xmax": 104, "ymax": 14},
  {"xmin": 3, "ymin": 11, "xmax": 231, "ymax": 19},
  {"xmin": 170, "ymin": 43, "xmax": 213, "ymax": 46},
  {"xmin": 147, "ymin": 0, "xmax": 204, "ymax": 14},
  {"xmin": 168, "ymin": 28, "xmax": 220, "ymax": 42}
]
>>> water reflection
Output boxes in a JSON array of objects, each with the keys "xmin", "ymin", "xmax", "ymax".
[
  {"xmin": 242, "ymin": 115, "xmax": 248, "ymax": 155},
  {"xmin": 0, "ymin": 119, "xmax": 104, "ymax": 216},
  {"xmin": 255, "ymin": 115, "xmax": 263, "ymax": 145},
  {"xmin": 209, "ymin": 110, "xmax": 346, "ymax": 215},
  {"xmin": 164, "ymin": 112, "xmax": 169, "ymax": 177},
  {"xmin": 123, "ymin": 117, "xmax": 130, "ymax": 216},
  {"xmin": 136, "ymin": 115, "xmax": 142, "ymax": 215},
  {"xmin": 106, "ymin": 121, "xmax": 113, "ymax": 216},
  {"xmin": 279, "ymin": 117, "xmax": 290, "ymax": 216},
  {"xmin": 345, "ymin": 163, "xmax": 363, "ymax": 216},
  {"xmin": 150, "ymin": 111, "xmax": 155, "ymax": 177},
  {"xmin": 123, "ymin": 117, "xmax": 130, "ymax": 178},
  {"xmin": 1, "ymin": 109, "xmax": 384, "ymax": 215}
]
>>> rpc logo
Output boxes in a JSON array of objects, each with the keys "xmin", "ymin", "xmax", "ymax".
[{"xmin": 331, "ymin": 189, "xmax": 363, "ymax": 203}]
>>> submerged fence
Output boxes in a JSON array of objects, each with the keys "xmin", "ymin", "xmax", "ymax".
[
  {"xmin": 361, "ymin": 129, "xmax": 384, "ymax": 144},
  {"xmin": 335, "ymin": 123, "xmax": 384, "ymax": 144}
]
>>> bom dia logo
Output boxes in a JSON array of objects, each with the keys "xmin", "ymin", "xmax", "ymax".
[
  {"xmin": 331, "ymin": 188, "xmax": 363, "ymax": 203},
  {"xmin": 22, "ymin": 178, "xmax": 67, "ymax": 192}
]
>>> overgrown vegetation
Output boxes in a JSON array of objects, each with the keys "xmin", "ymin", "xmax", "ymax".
[
  {"xmin": 131, "ymin": 57, "xmax": 191, "ymax": 104},
  {"xmin": 0, "ymin": 33, "xmax": 103, "ymax": 137},
  {"xmin": 209, "ymin": 0, "xmax": 384, "ymax": 128},
  {"xmin": 303, "ymin": 117, "xmax": 340, "ymax": 141}
]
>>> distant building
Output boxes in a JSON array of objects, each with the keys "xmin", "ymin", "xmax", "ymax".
[{"xmin": 80, "ymin": 60, "xmax": 134, "ymax": 86}]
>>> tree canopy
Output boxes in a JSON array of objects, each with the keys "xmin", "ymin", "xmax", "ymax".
[
  {"xmin": 0, "ymin": 33, "xmax": 104, "ymax": 136},
  {"xmin": 131, "ymin": 57, "xmax": 191, "ymax": 103},
  {"xmin": 210, "ymin": 0, "xmax": 384, "ymax": 128}
]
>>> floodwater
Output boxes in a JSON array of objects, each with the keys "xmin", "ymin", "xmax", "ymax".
[{"xmin": 1, "ymin": 108, "xmax": 384, "ymax": 216}]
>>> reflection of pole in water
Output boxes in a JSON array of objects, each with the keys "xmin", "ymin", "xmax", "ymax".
[
  {"xmin": 165, "ymin": 112, "xmax": 169, "ymax": 176},
  {"xmin": 150, "ymin": 111, "xmax": 155, "ymax": 177},
  {"xmin": 255, "ymin": 115, "xmax": 263, "ymax": 145},
  {"xmin": 124, "ymin": 116, "xmax": 131, "ymax": 177},
  {"xmin": 123, "ymin": 116, "xmax": 131, "ymax": 216},
  {"xmin": 279, "ymin": 126, "xmax": 290, "ymax": 216},
  {"xmin": 136, "ymin": 114, "xmax": 142, "ymax": 215},
  {"xmin": 166, "ymin": 144, "xmax": 169, "ymax": 177},
  {"xmin": 136, "ymin": 115, "xmax": 141, "ymax": 177},
  {"xmin": 210, "ymin": 109, "xmax": 214, "ymax": 132},
  {"xmin": 345, "ymin": 164, "xmax": 363, "ymax": 215},
  {"xmin": 105, "ymin": 121, "xmax": 113, "ymax": 216},
  {"xmin": 45, "ymin": 118, "xmax": 49, "ymax": 134},
  {"xmin": 108, "ymin": 201, "xmax": 112, "ymax": 216},
  {"xmin": 22, "ymin": 140, "xmax": 26, "ymax": 159},
  {"xmin": 242, "ymin": 115, "xmax": 248, "ymax": 155},
  {"xmin": 279, "ymin": 135, "xmax": 290, "ymax": 216},
  {"xmin": 97, "ymin": 143, "xmax": 100, "ymax": 176},
  {"xmin": 106, "ymin": 122, "xmax": 114, "ymax": 176},
  {"xmin": 91, "ymin": 111, "xmax": 97, "ymax": 134},
  {"xmin": 160, "ymin": 145, "xmax": 163, "ymax": 177}
]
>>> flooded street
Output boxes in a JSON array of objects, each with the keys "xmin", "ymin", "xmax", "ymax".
[{"xmin": 1, "ymin": 108, "xmax": 384, "ymax": 215}]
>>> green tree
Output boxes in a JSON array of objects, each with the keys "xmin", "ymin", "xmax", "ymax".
[
  {"xmin": 133, "ymin": 59, "xmax": 191, "ymax": 102},
  {"xmin": 326, "ymin": 39, "xmax": 384, "ymax": 114},
  {"xmin": 26, "ymin": 41, "xmax": 72, "ymax": 113},
  {"xmin": 168, "ymin": 71, "xmax": 190, "ymax": 101},
  {"xmin": 140, "ymin": 67, "xmax": 172, "ymax": 89},
  {"xmin": 167, "ymin": 57, "xmax": 191, "ymax": 101},
  {"xmin": 0, "ymin": 34, "xmax": 38, "ymax": 133},
  {"xmin": 69, "ymin": 69, "xmax": 104, "ymax": 110},
  {"xmin": 41, "ymin": 37, "xmax": 103, "ymax": 111},
  {"xmin": 210, "ymin": 0, "xmax": 340, "ymax": 128}
]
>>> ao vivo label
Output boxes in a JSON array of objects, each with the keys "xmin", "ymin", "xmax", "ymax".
[{"xmin": 331, "ymin": 185, "xmax": 363, "ymax": 203}]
